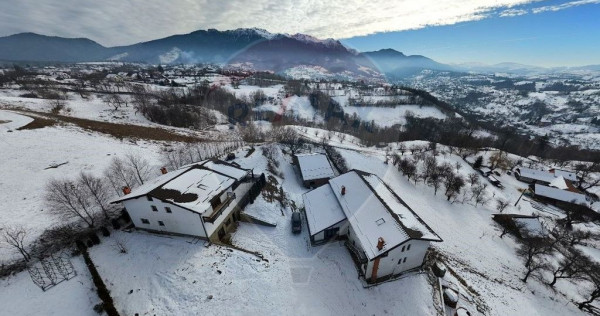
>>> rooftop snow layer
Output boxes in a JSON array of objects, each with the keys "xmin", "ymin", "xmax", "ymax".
[
  {"xmin": 296, "ymin": 153, "xmax": 335, "ymax": 181},
  {"xmin": 329, "ymin": 172, "xmax": 406, "ymax": 259},
  {"xmin": 514, "ymin": 217, "xmax": 547, "ymax": 238},
  {"xmin": 549, "ymin": 176, "xmax": 568, "ymax": 190},
  {"xmin": 534, "ymin": 184, "xmax": 589, "ymax": 206},
  {"xmin": 362, "ymin": 174, "xmax": 439, "ymax": 241},
  {"xmin": 328, "ymin": 171, "xmax": 441, "ymax": 260},
  {"xmin": 202, "ymin": 160, "xmax": 248, "ymax": 181},
  {"xmin": 109, "ymin": 167, "xmax": 190, "ymax": 203},
  {"xmin": 517, "ymin": 167, "xmax": 556, "ymax": 183},
  {"xmin": 303, "ymin": 184, "xmax": 347, "ymax": 235},
  {"xmin": 553, "ymin": 169, "xmax": 578, "ymax": 182},
  {"xmin": 159, "ymin": 168, "xmax": 234, "ymax": 213}
]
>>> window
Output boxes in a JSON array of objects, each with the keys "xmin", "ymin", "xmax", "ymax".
[
  {"xmin": 407, "ymin": 244, "xmax": 411, "ymax": 251},
  {"xmin": 398, "ymin": 259, "xmax": 402, "ymax": 265},
  {"xmin": 151, "ymin": 206, "xmax": 158, "ymax": 212},
  {"xmin": 401, "ymin": 246, "xmax": 405, "ymax": 252},
  {"xmin": 375, "ymin": 218, "xmax": 385, "ymax": 226},
  {"xmin": 165, "ymin": 207, "xmax": 172, "ymax": 213},
  {"xmin": 141, "ymin": 218, "xmax": 149, "ymax": 224},
  {"xmin": 403, "ymin": 257, "xmax": 407, "ymax": 263},
  {"xmin": 158, "ymin": 221, "xmax": 165, "ymax": 226},
  {"xmin": 147, "ymin": 196, "xmax": 153, "ymax": 201}
]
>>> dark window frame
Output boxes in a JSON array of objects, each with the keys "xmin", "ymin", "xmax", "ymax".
[
  {"xmin": 151, "ymin": 205, "xmax": 158, "ymax": 212},
  {"xmin": 165, "ymin": 207, "xmax": 172, "ymax": 213},
  {"xmin": 158, "ymin": 221, "xmax": 165, "ymax": 226},
  {"xmin": 141, "ymin": 218, "xmax": 150, "ymax": 224}
]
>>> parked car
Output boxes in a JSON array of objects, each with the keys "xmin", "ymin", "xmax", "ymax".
[{"xmin": 291, "ymin": 212, "xmax": 302, "ymax": 234}]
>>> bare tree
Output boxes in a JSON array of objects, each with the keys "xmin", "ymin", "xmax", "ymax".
[
  {"xmin": 575, "ymin": 161, "xmax": 600, "ymax": 190},
  {"xmin": 104, "ymin": 94, "xmax": 126, "ymax": 111},
  {"xmin": 274, "ymin": 126, "xmax": 304, "ymax": 154},
  {"xmin": 125, "ymin": 152, "xmax": 152, "ymax": 185},
  {"xmin": 1, "ymin": 225, "xmax": 32, "ymax": 262},
  {"xmin": 427, "ymin": 166, "xmax": 444, "ymax": 195},
  {"xmin": 421, "ymin": 155, "xmax": 438, "ymax": 184},
  {"xmin": 517, "ymin": 239, "xmax": 552, "ymax": 283},
  {"xmin": 468, "ymin": 172, "xmax": 480, "ymax": 186},
  {"xmin": 471, "ymin": 183, "xmax": 488, "ymax": 206},
  {"xmin": 106, "ymin": 156, "xmax": 138, "ymax": 190},
  {"xmin": 78, "ymin": 172, "xmax": 113, "ymax": 219},
  {"xmin": 548, "ymin": 248, "xmax": 589, "ymax": 287},
  {"xmin": 579, "ymin": 264, "xmax": 600, "ymax": 311},
  {"xmin": 46, "ymin": 178, "xmax": 97, "ymax": 227},
  {"xmin": 398, "ymin": 158, "xmax": 417, "ymax": 182},
  {"xmin": 443, "ymin": 172, "xmax": 465, "ymax": 202},
  {"xmin": 496, "ymin": 198, "xmax": 510, "ymax": 213}
]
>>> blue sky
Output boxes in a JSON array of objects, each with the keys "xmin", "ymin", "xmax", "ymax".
[
  {"xmin": 342, "ymin": 0, "xmax": 600, "ymax": 67},
  {"xmin": 1, "ymin": 0, "xmax": 598, "ymax": 67}
]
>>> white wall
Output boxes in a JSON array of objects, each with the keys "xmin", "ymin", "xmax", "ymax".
[
  {"xmin": 365, "ymin": 239, "xmax": 431, "ymax": 280},
  {"xmin": 123, "ymin": 196, "xmax": 207, "ymax": 238},
  {"xmin": 203, "ymin": 182, "xmax": 251, "ymax": 237},
  {"xmin": 311, "ymin": 220, "xmax": 348, "ymax": 243}
]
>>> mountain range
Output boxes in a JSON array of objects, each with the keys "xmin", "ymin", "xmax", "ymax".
[
  {"xmin": 0, "ymin": 28, "xmax": 449, "ymax": 78},
  {"xmin": 1, "ymin": 28, "xmax": 597, "ymax": 78}
]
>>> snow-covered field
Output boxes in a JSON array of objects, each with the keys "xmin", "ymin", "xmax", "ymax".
[
  {"xmin": 342, "ymin": 104, "xmax": 447, "ymax": 127},
  {"xmin": 0, "ymin": 110, "xmax": 164, "ymax": 260},
  {"xmin": 0, "ymin": 255, "xmax": 97, "ymax": 316},
  {"xmin": 255, "ymin": 95, "xmax": 322, "ymax": 122}
]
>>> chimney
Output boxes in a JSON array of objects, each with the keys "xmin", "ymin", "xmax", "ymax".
[
  {"xmin": 377, "ymin": 237, "xmax": 385, "ymax": 251},
  {"xmin": 122, "ymin": 186, "xmax": 131, "ymax": 195},
  {"xmin": 341, "ymin": 186, "xmax": 346, "ymax": 195},
  {"xmin": 160, "ymin": 167, "xmax": 168, "ymax": 174}
]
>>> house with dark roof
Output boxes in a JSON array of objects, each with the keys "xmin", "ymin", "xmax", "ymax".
[
  {"xmin": 302, "ymin": 170, "xmax": 442, "ymax": 283},
  {"xmin": 111, "ymin": 160, "xmax": 256, "ymax": 242}
]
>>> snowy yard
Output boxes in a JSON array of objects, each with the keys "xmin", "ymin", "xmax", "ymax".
[{"xmin": 0, "ymin": 110, "xmax": 164, "ymax": 260}]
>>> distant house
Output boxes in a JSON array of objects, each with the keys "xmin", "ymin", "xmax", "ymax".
[
  {"xmin": 111, "ymin": 160, "xmax": 257, "ymax": 242},
  {"xmin": 492, "ymin": 214, "xmax": 548, "ymax": 239},
  {"xmin": 515, "ymin": 167, "xmax": 579, "ymax": 186},
  {"xmin": 302, "ymin": 170, "xmax": 442, "ymax": 283},
  {"xmin": 533, "ymin": 184, "xmax": 590, "ymax": 207},
  {"xmin": 294, "ymin": 153, "xmax": 336, "ymax": 188}
]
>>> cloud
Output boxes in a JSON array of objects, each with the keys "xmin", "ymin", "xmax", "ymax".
[
  {"xmin": 532, "ymin": 0, "xmax": 600, "ymax": 13},
  {"xmin": 0, "ymin": 0, "xmax": 539, "ymax": 46},
  {"xmin": 499, "ymin": 8, "xmax": 529, "ymax": 17}
]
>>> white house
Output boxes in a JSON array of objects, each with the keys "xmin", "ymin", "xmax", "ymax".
[
  {"xmin": 111, "ymin": 160, "xmax": 255, "ymax": 242},
  {"xmin": 303, "ymin": 170, "xmax": 442, "ymax": 283},
  {"xmin": 515, "ymin": 167, "xmax": 579, "ymax": 186},
  {"xmin": 533, "ymin": 184, "xmax": 590, "ymax": 207}
]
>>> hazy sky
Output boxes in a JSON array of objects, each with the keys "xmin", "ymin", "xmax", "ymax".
[{"xmin": 0, "ymin": 0, "xmax": 598, "ymax": 66}]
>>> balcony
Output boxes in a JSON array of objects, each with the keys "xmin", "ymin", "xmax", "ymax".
[{"xmin": 202, "ymin": 192, "xmax": 236, "ymax": 223}]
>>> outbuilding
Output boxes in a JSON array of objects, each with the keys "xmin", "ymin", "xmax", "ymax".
[{"xmin": 294, "ymin": 153, "xmax": 336, "ymax": 188}]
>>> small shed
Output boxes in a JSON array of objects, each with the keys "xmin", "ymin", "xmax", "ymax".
[{"xmin": 294, "ymin": 153, "xmax": 336, "ymax": 188}]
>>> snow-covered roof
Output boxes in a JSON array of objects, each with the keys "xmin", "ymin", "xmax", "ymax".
[
  {"xmin": 296, "ymin": 153, "xmax": 335, "ymax": 181},
  {"xmin": 111, "ymin": 160, "xmax": 249, "ymax": 214},
  {"xmin": 109, "ymin": 167, "xmax": 190, "ymax": 203},
  {"xmin": 303, "ymin": 184, "xmax": 347, "ymax": 235},
  {"xmin": 201, "ymin": 160, "xmax": 249, "ymax": 181},
  {"xmin": 549, "ymin": 176, "xmax": 568, "ymax": 190},
  {"xmin": 552, "ymin": 169, "xmax": 578, "ymax": 182},
  {"xmin": 514, "ymin": 217, "xmax": 547, "ymax": 238},
  {"xmin": 327, "ymin": 171, "xmax": 441, "ymax": 260},
  {"xmin": 516, "ymin": 167, "xmax": 555, "ymax": 183},
  {"xmin": 534, "ymin": 184, "xmax": 589, "ymax": 206}
]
